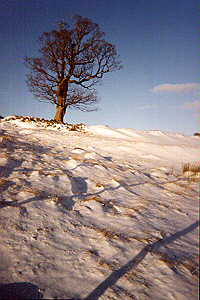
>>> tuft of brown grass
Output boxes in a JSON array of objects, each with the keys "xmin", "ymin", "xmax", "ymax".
[
  {"xmin": 182, "ymin": 161, "xmax": 200, "ymax": 182},
  {"xmin": 182, "ymin": 162, "xmax": 200, "ymax": 174}
]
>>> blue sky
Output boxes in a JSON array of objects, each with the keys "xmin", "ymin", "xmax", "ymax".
[{"xmin": 0, "ymin": 0, "xmax": 199, "ymax": 134}]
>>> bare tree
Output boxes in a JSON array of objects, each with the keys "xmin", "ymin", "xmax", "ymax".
[{"xmin": 25, "ymin": 15, "xmax": 121, "ymax": 123}]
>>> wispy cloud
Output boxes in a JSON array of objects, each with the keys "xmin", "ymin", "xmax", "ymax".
[
  {"xmin": 137, "ymin": 104, "xmax": 157, "ymax": 110},
  {"xmin": 182, "ymin": 100, "xmax": 200, "ymax": 111},
  {"xmin": 151, "ymin": 83, "xmax": 200, "ymax": 93}
]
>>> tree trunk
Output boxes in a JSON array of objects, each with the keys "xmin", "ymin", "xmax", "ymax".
[
  {"xmin": 54, "ymin": 82, "xmax": 68, "ymax": 123},
  {"xmin": 54, "ymin": 104, "xmax": 66, "ymax": 123}
]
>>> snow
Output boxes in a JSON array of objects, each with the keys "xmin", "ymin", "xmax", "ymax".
[{"xmin": 0, "ymin": 116, "xmax": 199, "ymax": 300}]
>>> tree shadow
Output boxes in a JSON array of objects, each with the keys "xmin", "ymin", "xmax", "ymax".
[
  {"xmin": 0, "ymin": 171, "xmax": 178, "ymax": 212},
  {"xmin": 0, "ymin": 180, "xmax": 16, "ymax": 195},
  {"xmin": 0, "ymin": 133, "xmax": 58, "ymax": 208},
  {"xmin": 0, "ymin": 133, "xmax": 24, "ymax": 191},
  {"xmin": 84, "ymin": 220, "xmax": 199, "ymax": 300},
  {"xmin": 0, "ymin": 282, "xmax": 82, "ymax": 300},
  {"xmin": 0, "ymin": 138, "xmax": 171, "ymax": 211},
  {"xmin": 0, "ymin": 199, "xmax": 198, "ymax": 299},
  {"xmin": 0, "ymin": 131, "xmax": 52, "ymax": 187},
  {"xmin": 0, "ymin": 158, "xmax": 23, "ymax": 179},
  {"xmin": 0, "ymin": 282, "xmax": 43, "ymax": 300},
  {"xmin": 0, "ymin": 191, "xmax": 49, "ymax": 209},
  {"xmin": 57, "ymin": 195, "xmax": 76, "ymax": 210}
]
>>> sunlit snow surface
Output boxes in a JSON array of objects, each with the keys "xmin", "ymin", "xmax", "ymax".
[{"xmin": 0, "ymin": 117, "xmax": 199, "ymax": 300}]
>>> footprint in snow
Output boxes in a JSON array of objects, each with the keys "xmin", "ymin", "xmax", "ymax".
[
  {"xmin": 70, "ymin": 177, "xmax": 88, "ymax": 195},
  {"xmin": 0, "ymin": 157, "xmax": 8, "ymax": 167},
  {"xmin": 70, "ymin": 148, "xmax": 98, "ymax": 160},
  {"xmin": 70, "ymin": 148, "xmax": 86, "ymax": 154},
  {"xmin": 107, "ymin": 179, "xmax": 120, "ymax": 188},
  {"xmin": 94, "ymin": 179, "xmax": 120, "ymax": 191},
  {"xmin": 64, "ymin": 158, "xmax": 78, "ymax": 170}
]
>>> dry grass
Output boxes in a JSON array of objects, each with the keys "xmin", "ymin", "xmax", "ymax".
[
  {"xmin": 182, "ymin": 162, "xmax": 200, "ymax": 182},
  {"xmin": 0, "ymin": 134, "xmax": 13, "ymax": 141},
  {"xmin": 0, "ymin": 178, "xmax": 9, "ymax": 185},
  {"xmin": 182, "ymin": 162, "xmax": 200, "ymax": 174},
  {"xmin": 158, "ymin": 252, "xmax": 199, "ymax": 277}
]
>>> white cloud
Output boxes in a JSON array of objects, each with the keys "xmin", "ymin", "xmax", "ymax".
[
  {"xmin": 151, "ymin": 83, "xmax": 200, "ymax": 93},
  {"xmin": 182, "ymin": 100, "xmax": 200, "ymax": 110}
]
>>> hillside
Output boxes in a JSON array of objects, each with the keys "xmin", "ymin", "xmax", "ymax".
[{"xmin": 0, "ymin": 116, "xmax": 199, "ymax": 300}]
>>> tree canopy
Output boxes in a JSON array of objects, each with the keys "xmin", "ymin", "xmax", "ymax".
[{"xmin": 25, "ymin": 15, "xmax": 121, "ymax": 123}]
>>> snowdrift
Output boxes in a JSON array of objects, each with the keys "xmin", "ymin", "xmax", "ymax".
[{"xmin": 0, "ymin": 116, "xmax": 199, "ymax": 299}]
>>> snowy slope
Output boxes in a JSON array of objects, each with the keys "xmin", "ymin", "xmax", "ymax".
[{"xmin": 0, "ymin": 117, "xmax": 199, "ymax": 300}]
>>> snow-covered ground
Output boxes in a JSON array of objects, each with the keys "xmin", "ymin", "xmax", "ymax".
[{"xmin": 0, "ymin": 116, "xmax": 199, "ymax": 300}]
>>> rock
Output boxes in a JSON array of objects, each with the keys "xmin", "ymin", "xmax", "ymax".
[
  {"xmin": 1, "ymin": 115, "xmax": 86, "ymax": 132},
  {"xmin": 194, "ymin": 132, "xmax": 200, "ymax": 137}
]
